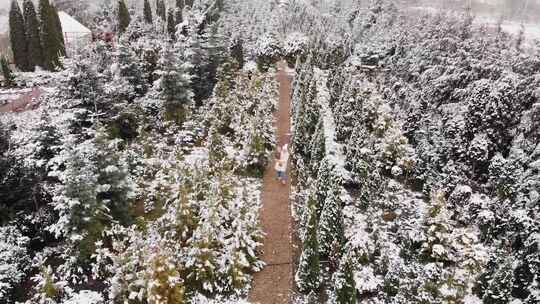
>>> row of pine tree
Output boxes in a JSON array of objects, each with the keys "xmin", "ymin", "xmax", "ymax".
[{"xmin": 9, "ymin": 0, "xmax": 66, "ymax": 72}]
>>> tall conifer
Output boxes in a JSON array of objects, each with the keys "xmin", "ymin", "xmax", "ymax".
[
  {"xmin": 39, "ymin": 0, "xmax": 60, "ymax": 70},
  {"xmin": 9, "ymin": 0, "xmax": 30, "ymax": 71},
  {"xmin": 117, "ymin": 0, "xmax": 131, "ymax": 34},
  {"xmin": 143, "ymin": 0, "xmax": 153, "ymax": 24},
  {"xmin": 24, "ymin": 0, "xmax": 44, "ymax": 69},
  {"xmin": 51, "ymin": 4, "xmax": 66, "ymax": 57},
  {"xmin": 156, "ymin": 0, "xmax": 166, "ymax": 21},
  {"xmin": 167, "ymin": 8, "xmax": 176, "ymax": 40},
  {"xmin": 295, "ymin": 196, "xmax": 321, "ymax": 292}
]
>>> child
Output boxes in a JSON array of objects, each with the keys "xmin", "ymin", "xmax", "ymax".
[{"xmin": 275, "ymin": 153, "xmax": 286, "ymax": 184}]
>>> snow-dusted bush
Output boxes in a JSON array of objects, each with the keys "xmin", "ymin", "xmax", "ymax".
[
  {"xmin": 283, "ymin": 32, "xmax": 309, "ymax": 67},
  {"xmin": 0, "ymin": 226, "xmax": 30, "ymax": 299},
  {"xmin": 254, "ymin": 32, "xmax": 282, "ymax": 72}
]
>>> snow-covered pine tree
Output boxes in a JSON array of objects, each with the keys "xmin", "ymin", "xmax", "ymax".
[
  {"xmin": 207, "ymin": 125, "xmax": 227, "ymax": 170},
  {"xmin": 117, "ymin": 38, "xmax": 147, "ymax": 98},
  {"xmin": 29, "ymin": 109, "xmax": 61, "ymax": 169},
  {"xmin": 56, "ymin": 56, "xmax": 104, "ymax": 138},
  {"xmin": 332, "ymin": 254, "xmax": 357, "ymax": 304},
  {"xmin": 156, "ymin": 42, "xmax": 193, "ymax": 124},
  {"xmin": 0, "ymin": 226, "xmax": 30, "ymax": 300},
  {"xmin": 48, "ymin": 128, "xmax": 134, "ymax": 264},
  {"xmin": 318, "ymin": 169, "xmax": 345, "ymax": 259},
  {"xmin": 188, "ymin": 34, "xmax": 212, "ymax": 104},
  {"xmin": 9, "ymin": 0, "xmax": 30, "ymax": 71},
  {"xmin": 143, "ymin": 0, "xmax": 153, "ymax": 24},
  {"xmin": 167, "ymin": 8, "xmax": 176, "ymax": 40},
  {"xmin": 255, "ymin": 32, "xmax": 282, "ymax": 72},
  {"xmin": 230, "ymin": 37, "xmax": 244, "ymax": 69},
  {"xmin": 23, "ymin": 0, "xmax": 44, "ymax": 70},
  {"xmin": 0, "ymin": 55, "xmax": 15, "ymax": 87},
  {"xmin": 291, "ymin": 67, "xmax": 319, "ymax": 159},
  {"xmin": 481, "ymin": 255, "xmax": 515, "ymax": 304},
  {"xmin": 117, "ymin": 0, "xmax": 131, "ymax": 34},
  {"xmin": 295, "ymin": 195, "xmax": 321, "ymax": 293}
]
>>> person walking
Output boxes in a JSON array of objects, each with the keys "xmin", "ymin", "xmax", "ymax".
[
  {"xmin": 276, "ymin": 144, "xmax": 289, "ymax": 185},
  {"xmin": 275, "ymin": 152, "xmax": 286, "ymax": 184}
]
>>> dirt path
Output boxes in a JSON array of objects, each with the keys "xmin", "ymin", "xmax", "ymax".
[{"xmin": 248, "ymin": 61, "xmax": 294, "ymax": 304}]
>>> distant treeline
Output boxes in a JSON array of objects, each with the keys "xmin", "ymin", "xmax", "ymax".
[{"xmin": 401, "ymin": 0, "xmax": 540, "ymax": 22}]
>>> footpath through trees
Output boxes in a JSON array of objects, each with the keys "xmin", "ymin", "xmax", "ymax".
[{"xmin": 249, "ymin": 61, "xmax": 293, "ymax": 304}]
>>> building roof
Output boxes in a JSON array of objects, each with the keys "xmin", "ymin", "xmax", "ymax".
[{"xmin": 59, "ymin": 11, "xmax": 91, "ymax": 35}]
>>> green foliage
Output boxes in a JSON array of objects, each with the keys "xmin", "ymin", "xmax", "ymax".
[
  {"xmin": 207, "ymin": 126, "xmax": 226, "ymax": 170},
  {"xmin": 333, "ymin": 256, "xmax": 357, "ymax": 304},
  {"xmin": 230, "ymin": 38, "xmax": 244, "ymax": 69},
  {"xmin": 147, "ymin": 253, "xmax": 186, "ymax": 303},
  {"xmin": 117, "ymin": 0, "xmax": 131, "ymax": 34},
  {"xmin": 317, "ymin": 172, "xmax": 344, "ymax": 259},
  {"xmin": 480, "ymin": 257, "xmax": 515, "ymax": 304},
  {"xmin": 9, "ymin": 0, "xmax": 30, "ymax": 71},
  {"xmin": 1, "ymin": 55, "xmax": 15, "ymax": 87},
  {"xmin": 118, "ymin": 39, "xmax": 147, "ymax": 97},
  {"xmin": 23, "ymin": 0, "xmax": 44, "ymax": 69},
  {"xmin": 157, "ymin": 43, "xmax": 193, "ymax": 124},
  {"xmin": 295, "ymin": 196, "xmax": 321, "ymax": 293}
]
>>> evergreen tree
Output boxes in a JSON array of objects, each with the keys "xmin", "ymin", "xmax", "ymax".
[
  {"xmin": 156, "ymin": 0, "xmax": 166, "ymax": 21},
  {"xmin": 188, "ymin": 35, "xmax": 211, "ymax": 104},
  {"xmin": 333, "ymin": 255, "xmax": 357, "ymax": 304},
  {"xmin": 1, "ymin": 56, "xmax": 15, "ymax": 88},
  {"xmin": 318, "ymin": 176, "xmax": 344, "ymax": 259},
  {"xmin": 23, "ymin": 0, "xmax": 44, "ymax": 70},
  {"xmin": 143, "ymin": 0, "xmax": 153, "ymax": 24},
  {"xmin": 117, "ymin": 0, "xmax": 131, "ymax": 34},
  {"xmin": 175, "ymin": 0, "xmax": 184, "ymax": 25},
  {"xmin": 482, "ymin": 257, "xmax": 515, "ymax": 304},
  {"xmin": 189, "ymin": 24, "xmax": 226, "ymax": 104},
  {"xmin": 60, "ymin": 56, "xmax": 104, "ymax": 137},
  {"xmin": 50, "ymin": 129, "xmax": 134, "ymax": 264},
  {"xmin": 157, "ymin": 43, "xmax": 193, "ymax": 123},
  {"xmin": 295, "ymin": 196, "xmax": 321, "ymax": 293},
  {"xmin": 167, "ymin": 8, "xmax": 176, "ymax": 40},
  {"xmin": 230, "ymin": 37, "xmax": 244, "ymax": 69},
  {"xmin": 51, "ymin": 4, "xmax": 66, "ymax": 57},
  {"xmin": 39, "ymin": 0, "xmax": 60, "ymax": 70},
  {"xmin": 9, "ymin": 0, "xmax": 30, "ymax": 71},
  {"xmin": 117, "ymin": 39, "xmax": 147, "ymax": 98}
]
